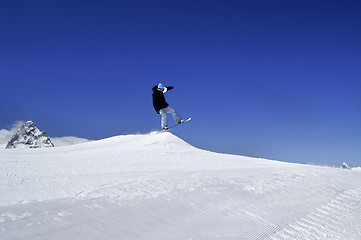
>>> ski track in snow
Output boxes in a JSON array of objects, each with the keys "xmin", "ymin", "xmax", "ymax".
[
  {"xmin": 1, "ymin": 133, "xmax": 361, "ymax": 239},
  {"xmin": 269, "ymin": 187, "xmax": 361, "ymax": 240}
]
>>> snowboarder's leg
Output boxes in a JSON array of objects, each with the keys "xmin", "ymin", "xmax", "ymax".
[
  {"xmin": 159, "ymin": 108, "xmax": 167, "ymax": 129},
  {"xmin": 166, "ymin": 106, "xmax": 181, "ymax": 124}
]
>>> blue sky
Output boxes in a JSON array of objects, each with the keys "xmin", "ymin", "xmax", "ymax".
[{"xmin": 1, "ymin": 0, "xmax": 360, "ymax": 167}]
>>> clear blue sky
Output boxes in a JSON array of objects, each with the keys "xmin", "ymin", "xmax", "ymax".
[{"xmin": 1, "ymin": 0, "xmax": 360, "ymax": 167}]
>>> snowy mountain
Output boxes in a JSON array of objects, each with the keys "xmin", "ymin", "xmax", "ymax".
[
  {"xmin": 0, "ymin": 128, "xmax": 14, "ymax": 149},
  {"xmin": 341, "ymin": 162, "xmax": 351, "ymax": 170},
  {"xmin": 0, "ymin": 121, "xmax": 25, "ymax": 148},
  {"xmin": 0, "ymin": 121, "xmax": 91, "ymax": 149},
  {"xmin": 5, "ymin": 121, "xmax": 54, "ymax": 149},
  {"xmin": 1, "ymin": 132, "xmax": 361, "ymax": 239}
]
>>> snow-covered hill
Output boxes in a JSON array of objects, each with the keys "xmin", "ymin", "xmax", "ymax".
[{"xmin": 1, "ymin": 133, "xmax": 361, "ymax": 239}]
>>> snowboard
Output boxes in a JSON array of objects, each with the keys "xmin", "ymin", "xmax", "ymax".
[{"xmin": 159, "ymin": 117, "xmax": 191, "ymax": 133}]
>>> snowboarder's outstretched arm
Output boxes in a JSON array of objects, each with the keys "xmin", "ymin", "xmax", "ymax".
[{"xmin": 162, "ymin": 86, "xmax": 174, "ymax": 93}]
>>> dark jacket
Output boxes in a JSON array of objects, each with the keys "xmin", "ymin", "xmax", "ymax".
[{"xmin": 152, "ymin": 85, "xmax": 174, "ymax": 113}]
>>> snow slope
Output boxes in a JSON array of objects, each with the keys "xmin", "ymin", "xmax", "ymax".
[{"xmin": 1, "ymin": 133, "xmax": 361, "ymax": 239}]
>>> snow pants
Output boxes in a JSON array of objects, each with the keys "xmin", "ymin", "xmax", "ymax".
[{"xmin": 159, "ymin": 106, "xmax": 181, "ymax": 129}]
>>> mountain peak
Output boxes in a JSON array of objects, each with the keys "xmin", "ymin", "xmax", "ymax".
[
  {"xmin": 5, "ymin": 121, "xmax": 54, "ymax": 149},
  {"xmin": 341, "ymin": 162, "xmax": 351, "ymax": 170}
]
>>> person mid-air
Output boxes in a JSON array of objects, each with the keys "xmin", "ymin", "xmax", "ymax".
[{"xmin": 152, "ymin": 83, "xmax": 184, "ymax": 130}]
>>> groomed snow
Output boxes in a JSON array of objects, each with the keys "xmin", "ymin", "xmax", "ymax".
[{"xmin": 1, "ymin": 132, "xmax": 361, "ymax": 239}]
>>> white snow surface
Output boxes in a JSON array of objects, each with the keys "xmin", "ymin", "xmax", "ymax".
[{"xmin": 1, "ymin": 132, "xmax": 361, "ymax": 239}]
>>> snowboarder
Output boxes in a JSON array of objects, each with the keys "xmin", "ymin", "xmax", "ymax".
[{"xmin": 152, "ymin": 83, "xmax": 184, "ymax": 130}]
